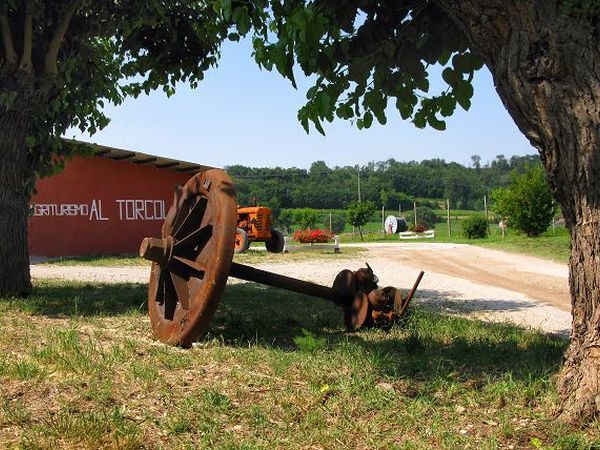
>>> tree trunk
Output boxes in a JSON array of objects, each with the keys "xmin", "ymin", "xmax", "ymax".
[
  {"xmin": 0, "ymin": 110, "xmax": 33, "ymax": 296},
  {"xmin": 437, "ymin": 0, "xmax": 600, "ymax": 423}
]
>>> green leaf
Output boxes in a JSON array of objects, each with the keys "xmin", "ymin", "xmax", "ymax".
[
  {"xmin": 427, "ymin": 115, "xmax": 446, "ymax": 131},
  {"xmin": 413, "ymin": 112, "xmax": 426, "ymax": 129},
  {"xmin": 25, "ymin": 136, "xmax": 37, "ymax": 148},
  {"xmin": 442, "ymin": 68, "xmax": 460, "ymax": 86},
  {"xmin": 314, "ymin": 119, "xmax": 325, "ymax": 135},
  {"xmin": 454, "ymin": 80, "xmax": 474, "ymax": 111},
  {"xmin": 363, "ymin": 111, "xmax": 373, "ymax": 128},
  {"xmin": 439, "ymin": 95, "xmax": 456, "ymax": 117}
]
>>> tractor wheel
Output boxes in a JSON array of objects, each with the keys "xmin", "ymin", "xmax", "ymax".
[
  {"xmin": 234, "ymin": 228, "xmax": 250, "ymax": 254},
  {"xmin": 266, "ymin": 229, "xmax": 285, "ymax": 253}
]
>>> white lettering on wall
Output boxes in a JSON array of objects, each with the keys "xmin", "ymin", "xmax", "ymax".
[
  {"xmin": 89, "ymin": 200, "xmax": 109, "ymax": 221},
  {"xmin": 116, "ymin": 199, "xmax": 165, "ymax": 221},
  {"xmin": 33, "ymin": 200, "xmax": 107, "ymax": 221},
  {"xmin": 32, "ymin": 199, "xmax": 166, "ymax": 222}
]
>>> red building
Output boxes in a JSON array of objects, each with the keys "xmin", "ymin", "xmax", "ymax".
[{"xmin": 28, "ymin": 142, "xmax": 211, "ymax": 257}]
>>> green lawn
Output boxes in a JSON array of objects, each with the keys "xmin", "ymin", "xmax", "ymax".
[
  {"xmin": 37, "ymin": 247, "xmax": 367, "ymax": 268},
  {"xmin": 335, "ymin": 222, "xmax": 570, "ymax": 263},
  {"xmin": 40, "ymin": 253, "xmax": 150, "ymax": 267},
  {"xmin": 290, "ymin": 208, "xmax": 571, "ymax": 263},
  {"xmin": 0, "ymin": 279, "xmax": 597, "ymax": 449}
]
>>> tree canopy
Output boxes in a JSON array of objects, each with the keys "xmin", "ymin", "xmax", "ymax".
[
  {"xmin": 0, "ymin": 0, "xmax": 267, "ymax": 190},
  {"xmin": 245, "ymin": 0, "xmax": 483, "ymax": 134}
]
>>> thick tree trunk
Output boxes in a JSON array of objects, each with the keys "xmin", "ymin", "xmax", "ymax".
[
  {"xmin": 437, "ymin": 0, "xmax": 600, "ymax": 423},
  {"xmin": 0, "ymin": 110, "xmax": 33, "ymax": 296}
]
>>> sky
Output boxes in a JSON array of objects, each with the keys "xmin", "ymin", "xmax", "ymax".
[{"xmin": 68, "ymin": 38, "xmax": 536, "ymax": 170}]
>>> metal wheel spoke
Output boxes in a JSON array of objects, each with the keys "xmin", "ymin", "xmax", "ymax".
[
  {"xmin": 174, "ymin": 225, "xmax": 213, "ymax": 258},
  {"xmin": 172, "ymin": 255, "xmax": 206, "ymax": 278},
  {"xmin": 174, "ymin": 197, "xmax": 208, "ymax": 239},
  {"xmin": 170, "ymin": 273, "xmax": 190, "ymax": 310},
  {"xmin": 153, "ymin": 269, "xmax": 165, "ymax": 304},
  {"xmin": 171, "ymin": 196, "xmax": 192, "ymax": 236},
  {"xmin": 163, "ymin": 274, "xmax": 178, "ymax": 320}
]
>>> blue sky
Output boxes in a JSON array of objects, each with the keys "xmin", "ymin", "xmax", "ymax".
[{"xmin": 69, "ymin": 38, "xmax": 536, "ymax": 169}]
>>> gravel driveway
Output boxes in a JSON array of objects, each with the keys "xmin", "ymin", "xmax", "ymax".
[{"xmin": 30, "ymin": 243, "xmax": 571, "ymax": 337}]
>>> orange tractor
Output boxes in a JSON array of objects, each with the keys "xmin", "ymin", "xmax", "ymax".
[{"xmin": 235, "ymin": 206, "xmax": 285, "ymax": 253}]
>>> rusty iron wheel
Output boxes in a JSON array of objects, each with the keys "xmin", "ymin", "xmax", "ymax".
[
  {"xmin": 234, "ymin": 227, "xmax": 250, "ymax": 254},
  {"xmin": 142, "ymin": 169, "xmax": 237, "ymax": 346},
  {"xmin": 344, "ymin": 292, "xmax": 371, "ymax": 330}
]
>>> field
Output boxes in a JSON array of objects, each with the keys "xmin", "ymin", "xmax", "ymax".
[
  {"xmin": 1, "ymin": 276, "xmax": 597, "ymax": 449},
  {"xmin": 301, "ymin": 208, "xmax": 570, "ymax": 263}
]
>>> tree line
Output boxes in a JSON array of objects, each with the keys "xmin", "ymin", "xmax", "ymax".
[{"xmin": 227, "ymin": 154, "xmax": 541, "ymax": 210}]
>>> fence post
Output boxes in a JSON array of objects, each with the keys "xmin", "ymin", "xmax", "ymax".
[
  {"xmin": 446, "ymin": 198, "xmax": 451, "ymax": 238},
  {"xmin": 413, "ymin": 201, "xmax": 417, "ymax": 226},
  {"xmin": 334, "ymin": 235, "xmax": 340, "ymax": 253},
  {"xmin": 283, "ymin": 236, "xmax": 289, "ymax": 253},
  {"xmin": 484, "ymin": 195, "xmax": 490, "ymax": 236}
]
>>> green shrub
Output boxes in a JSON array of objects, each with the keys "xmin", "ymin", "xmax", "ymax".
[
  {"xmin": 292, "ymin": 208, "xmax": 318, "ymax": 230},
  {"xmin": 490, "ymin": 166, "xmax": 555, "ymax": 237},
  {"xmin": 329, "ymin": 213, "xmax": 346, "ymax": 234},
  {"xmin": 462, "ymin": 215, "xmax": 488, "ymax": 239},
  {"xmin": 413, "ymin": 206, "xmax": 439, "ymax": 228}
]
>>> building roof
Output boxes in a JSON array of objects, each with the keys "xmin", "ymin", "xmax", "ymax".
[{"xmin": 72, "ymin": 140, "xmax": 214, "ymax": 174}]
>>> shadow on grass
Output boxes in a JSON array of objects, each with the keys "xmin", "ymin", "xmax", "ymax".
[{"xmin": 3, "ymin": 280, "xmax": 567, "ymax": 384}]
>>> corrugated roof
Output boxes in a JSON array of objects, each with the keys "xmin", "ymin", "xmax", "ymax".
[{"xmin": 70, "ymin": 140, "xmax": 214, "ymax": 174}]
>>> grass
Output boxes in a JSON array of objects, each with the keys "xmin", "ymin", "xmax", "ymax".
[
  {"xmin": 0, "ymin": 279, "xmax": 597, "ymax": 449},
  {"xmin": 335, "ymin": 221, "xmax": 571, "ymax": 263},
  {"xmin": 40, "ymin": 253, "xmax": 150, "ymax": 267},
  {"xmin": 37, "ymin": 247, "xmax": 367, "ymax": 268}
]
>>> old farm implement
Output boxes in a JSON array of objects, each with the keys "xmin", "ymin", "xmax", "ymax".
[{"xmin": 139, "ymin": 169, "xmax": 424, "ymax": 346}]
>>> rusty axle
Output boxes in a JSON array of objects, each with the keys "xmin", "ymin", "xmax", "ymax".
[{"xmin": 229, "ymin": 262, "xmax": 351, "ymax": 306}]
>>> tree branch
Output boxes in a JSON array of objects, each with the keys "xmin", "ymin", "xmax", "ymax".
[
  {"xmin": 18, "ymin": 11, "xmax": 33, "ymax": 73},
  {"xmin": 44, "ymin": 0, "xmax": 81, "ymax": 76},
  {"xmin": 0, "ymin": 13, "xmax": 18, "ymax": 67}
]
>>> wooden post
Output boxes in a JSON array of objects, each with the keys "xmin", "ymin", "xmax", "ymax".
[
  {"xmin": 381, "ymin": 205, "xmax": 385, "ymax": 234},
  {"xmin": 446, "ymin": 198, "xmax": 451, "ymax": 238},
  {"xmin": 413, "ymin": 201, "xmax": 417, "ymax": 227},
  {"xmin": 484, "ymin": 195, "xmax": 490, "ymax": 236}
]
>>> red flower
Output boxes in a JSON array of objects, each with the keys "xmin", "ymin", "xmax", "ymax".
[{"xmin": 293, "ymin": 228, "xmax": 332, "ymax": 243}]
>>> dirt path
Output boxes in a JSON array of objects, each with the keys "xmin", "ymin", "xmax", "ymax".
[
  {"xmin": 359, "ymin": 243, "xmax": 570, "ymax": 311},
  {"xmin": 30, "ymin": 243, "xmax": 572, "ymax": 336}
]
